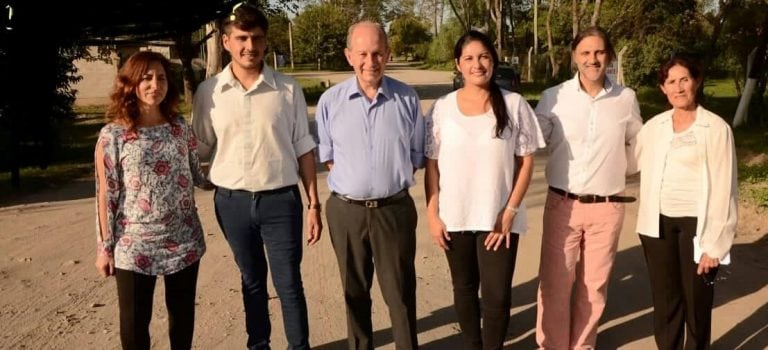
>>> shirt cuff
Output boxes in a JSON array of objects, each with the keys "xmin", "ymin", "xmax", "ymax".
[
  {"xmin": 97, "ymin": 240, "xmax": 114, "ymax": 257},
  {"xmin": 293, "ymin": 135, "xmax": 316, "ymax": 158},
  {"xmin": 411, "ymin": 151, "xmax": 425, "ymax": 169},
  {"xmin": 318, "ymin": 144, "xmax": 333, "ymax": 162}
]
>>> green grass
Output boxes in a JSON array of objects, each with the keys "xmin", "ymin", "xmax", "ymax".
[{"xmin": 296, "ymin": 77, "xmax": 328, "ymax": 105}]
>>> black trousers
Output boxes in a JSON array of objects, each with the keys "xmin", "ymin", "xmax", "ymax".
[
  {"xmin": 115, "ymin": 261, "xmax": 200, "ymax": 350},
  {"xmin": 639, "ymin": 215, "xmax": 717, "ymax": 350},
  {"xmin": 444, "ymin": 231, "xmax": 519, "ymax": 350},
  {"xmin": 326, "ymin": 193, "xmax": 418, "ymax": 350}
]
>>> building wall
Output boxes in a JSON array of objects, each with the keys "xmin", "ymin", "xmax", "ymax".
[
  {"xmin": 72, "ymin": 47, "xmax": 118, "ymax": 106},
  {"xmin": 72, "ymin": 45, "xmax": 175, "ymax": 107}
]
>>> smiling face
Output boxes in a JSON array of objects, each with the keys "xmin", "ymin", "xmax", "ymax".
[
  {"xmin": 660, "ymin": 64, "xmax": 699, "ymax": 111},
  {"xmin": 456, "ymin": 40, "xmax": 494, "ymax": 88},
  {"xmin": 573, "ymin": 35, "xmax": 609, "ymax": 86},
  {"xmin": 135, "ymin": 61, "xmax": 168, "ymax": 109},
  {"xmin": 223, "ymin": 26, "xmax": 267, "ymax": 72},
  {"xmin": 345, "ymin": 23, "xmax": 389, "ymax": 88}
]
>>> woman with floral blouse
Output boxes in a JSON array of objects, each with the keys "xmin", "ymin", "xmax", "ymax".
[{"xmin": 94, "ymin": 51, "xmax": 210, "ymax": 350}]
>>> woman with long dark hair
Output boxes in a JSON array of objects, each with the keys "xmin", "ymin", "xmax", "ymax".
[{"xmin": 424, "ymin": 30, "xmax": 544, "ymax": 349}]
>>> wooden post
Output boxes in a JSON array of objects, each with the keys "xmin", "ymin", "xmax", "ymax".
[{"xmin": 289, "ymin": 21, "xmax": 294, "ymax": 70}]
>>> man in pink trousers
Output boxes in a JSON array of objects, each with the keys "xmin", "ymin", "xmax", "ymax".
[{"xmin": 533, "ymin": 26, "xmax": 643, "ymax": 349}]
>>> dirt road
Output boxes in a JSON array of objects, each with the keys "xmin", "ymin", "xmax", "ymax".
[{"xmin": 1, "ymin": 65, "xmax": 766, "ymax": 349}]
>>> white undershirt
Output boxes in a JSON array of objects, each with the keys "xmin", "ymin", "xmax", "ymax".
[{"xmin": 660, "ymin": 127, "xmax": 700, "ymax": 217}]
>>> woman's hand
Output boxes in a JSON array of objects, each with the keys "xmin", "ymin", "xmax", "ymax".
[
  {"xmin": 427, "ymin": 213, "xmax": 451, "ymax": 250},
  {"xmin": 697, "ymin": 253, "xmax": 720, "ymax": 275},
  {"xmin": 485, "ymin": 209, "xmax": 516, "ymax": 251},
  {"xmin": 95, "ymin": 253, "xmax": 114, "ymax": 278}
]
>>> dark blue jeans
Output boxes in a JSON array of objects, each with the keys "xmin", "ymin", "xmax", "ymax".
[{"xmin": 214, "ymin": 185, "xmax": 309, "ymax": 350}]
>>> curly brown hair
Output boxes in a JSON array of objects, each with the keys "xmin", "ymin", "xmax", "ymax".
[{"xmin": 106, "ymin": 51, "xmax": 180, "ymax": 132}]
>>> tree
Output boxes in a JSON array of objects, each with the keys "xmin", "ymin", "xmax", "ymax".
[
  {"xmin": 448, "ymin": 0, "xmax": 484, "ymax": 32},
  {"xmin": 390, "ymin": 15, "xmax": 433, "ymax": 60},
  {"xmin": 546, "ymin": 0, "xmax": 559, "ymax": 77},
  {"xmin": 417, "ymin": 0, "xmax": 446, "ymax": 35},
  {"xmin": 0, "ymin": 0, "xmax": 242, "ymax": 188},
  {"xmin": 427, "ymin": 18, "xmax": 464, "ymax": 65},
  {"xmin": 292, "ymin": 3, "xmax": 352, "ymax": 70},
  {"xmin": 267, "ymin": 11, "xmax": 292, "ymax": 67},
  {"xmin": 487, "ymin": 0, "xmax": 503, "ymax": 53}
]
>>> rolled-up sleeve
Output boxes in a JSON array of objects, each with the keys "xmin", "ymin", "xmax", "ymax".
[
  {"xmin": 191, "ymin": 88, "xmax": 217, "ymax": 163},
  {"xmin": 315, "ymin": 94, "xmax": 334, "ymax": 163},
  {"xmin": 291, "ymin": 84, "xmax": 317, "ymax": 158}
]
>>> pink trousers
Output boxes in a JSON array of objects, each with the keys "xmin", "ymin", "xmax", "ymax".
[{"xmin": 536, "ymin": 191, "xmax": 625, "ymax": 350}]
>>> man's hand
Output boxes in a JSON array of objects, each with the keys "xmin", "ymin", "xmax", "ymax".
[{"xmin": 306, "ymin": 208, "xmax": 322, "ymax": 245}]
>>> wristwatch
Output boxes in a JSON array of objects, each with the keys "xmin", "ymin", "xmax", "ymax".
[{"xmin": 307, "ymin": 203, "xmax": 321, "ymax": 210}]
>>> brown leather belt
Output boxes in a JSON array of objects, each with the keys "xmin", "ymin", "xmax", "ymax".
[
  {"xmin": 332, "ymin": 189, "xmax": 408, "ymax": 208},
  {"xmin": 549, "ymin": 186, "xmax": 636, "ymax": 203}
]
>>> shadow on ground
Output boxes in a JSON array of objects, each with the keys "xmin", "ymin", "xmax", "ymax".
[{"xmin": 314, "ymin": 233, "xmax": 768, "ymax": 349}]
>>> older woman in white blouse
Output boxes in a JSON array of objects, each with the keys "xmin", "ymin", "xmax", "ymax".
[{"xmin": 634, "ymin": 55, "xmax": 738, "ymax": 350}]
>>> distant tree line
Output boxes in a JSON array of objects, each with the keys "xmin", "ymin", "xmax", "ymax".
[{"xmin": 1, "ymin": 0, "xmax": 767, "ymax": 188}]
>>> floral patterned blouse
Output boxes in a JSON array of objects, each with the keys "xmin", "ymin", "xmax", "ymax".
[{"xmin": 95, "ymin": 117, "xmax": 207, "ymax": 275}]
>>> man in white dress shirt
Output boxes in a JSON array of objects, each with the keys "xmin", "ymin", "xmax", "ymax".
[
  {"xmin": 534, "ymin": 26, "xmax": 643, "ymax": 350},
  {"xmin": 192, "ymin": 4, "xmax": 321, "ymax": 349}
]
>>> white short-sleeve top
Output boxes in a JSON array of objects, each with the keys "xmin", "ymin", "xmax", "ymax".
[{"xmin": 426, "ymin": 89, "xmax": 545, "ymax": 233}]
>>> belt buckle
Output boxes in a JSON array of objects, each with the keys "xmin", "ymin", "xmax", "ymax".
[
  {"xmin": 579, "ymin": 194, "xmax": 596, "ymax": 203},
  {"xmin": 365, "ymin": 200, "xmax": 378, "ymax": 208}
]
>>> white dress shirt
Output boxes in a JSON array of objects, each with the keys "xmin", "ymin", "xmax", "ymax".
[
  {"xmin": 634, "ymin": 106, "xmax": 738, "ymax": 260},
  {"xmin": 535, "ymin": 74, "xmax": 643, "ymax": 196},
  {"xmin": 192, "ymin": 64, "xmax": 316, "ymax": 192}
]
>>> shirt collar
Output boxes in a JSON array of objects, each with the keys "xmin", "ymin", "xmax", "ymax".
[
  {"xmin": 659, "ymin": 105, "xmax": 712, "ymax": 127},
  {"xmin": 571, "ymin": 72, "xmax": 614, "ymax": 95},
  {"xmin": 343, "ymin": 75, "xmax": 392, "ymax": 101},
  {"xmin": 215, "ymin": 63, "xmax": 277, "ymax": 92}
]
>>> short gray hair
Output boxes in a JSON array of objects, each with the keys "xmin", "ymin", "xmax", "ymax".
[{"xmin": 346, "ymin": 21, "xmax": 388, "ymax": 49}]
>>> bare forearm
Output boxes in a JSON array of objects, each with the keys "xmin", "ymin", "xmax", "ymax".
[
  {"xmin": 298, "ymin": 150, "xmax": 319, "ymax": 205},
  {"xmin": 506, "ymin": 155, "xmax": 534, "ymax": 208},
  {"xmin": 97, "ymin": 191, "xmax": 111, "ymax": 242},
  {"xmin": 424, "ymin": 159, "xmax": 440, "ymax": 216}
]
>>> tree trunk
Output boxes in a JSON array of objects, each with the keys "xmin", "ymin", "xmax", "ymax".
[
  {"xmin": 734, "ymin": 13, "xmax": 768, "ymax": 127},
  {"xmin": 487, "ymin": 0, "xmax": 502, "ymax": 55},
  {"xmin": 572, "ymin": 0, "xmax": 578, "ymax": 38},
  {"xmin": 590, "ymin": 0, "xmax": 601, "ymax": 26},
  {"xmin": 533, "ymin": 0, "xmax": 538, "ymax": 56},
  {"xmin": 173, "ymin": 33, "xmax": 199, "ymax": 108},
  {"xmin": 527, "ymin": 46, "xmax": 533, "ymax": 82},
  {"xmin": 546, "ymin": 0, "xmax": 559, "ymax": 78},
  {"xmin": 447, "ymin": 0, "xmax": 470, "ymax": 32},
  {"xmin": 616, "ymin": 45, "xmax": 628, "ymax": 86},
  {"xmin": 205, "ymin": 20, "xmax": 222, "ymax": 79}
]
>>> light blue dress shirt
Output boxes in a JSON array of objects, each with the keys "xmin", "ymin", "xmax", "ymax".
[{"xmin": 316, "ymin": 76, "xmax": 425, "ymax": 199}]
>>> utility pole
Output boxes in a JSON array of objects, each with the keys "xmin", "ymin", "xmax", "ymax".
[
  {"xmin": 534, "ymin": 0, "xmax": 538, "ymax": 56},
  {"xmin": 288, "ymin": 20, "xmax": 294, "ymax": 69}
]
